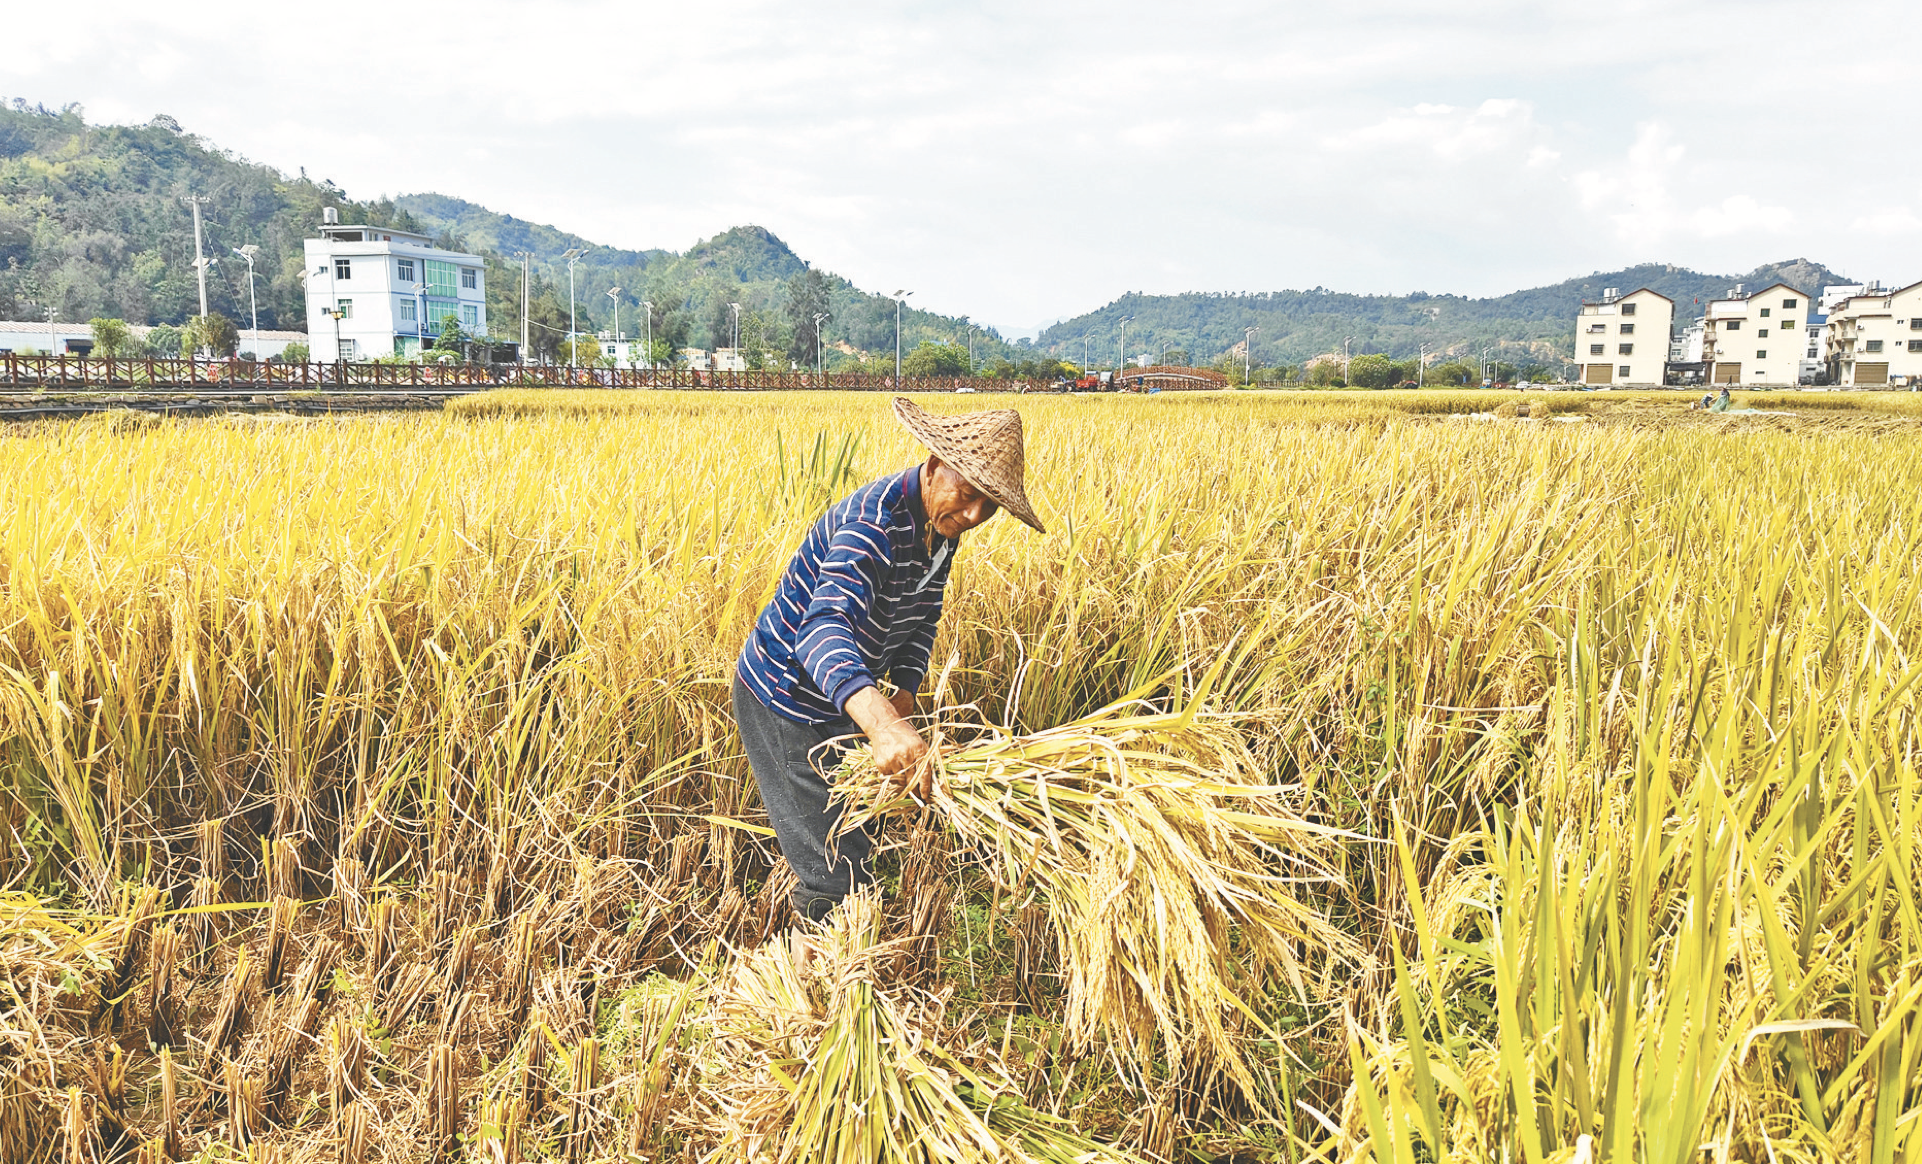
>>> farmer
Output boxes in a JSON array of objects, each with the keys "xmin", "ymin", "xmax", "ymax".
[{"xmin": 733, "ymin": 397, "xmax": 1046, "ymax": 921}]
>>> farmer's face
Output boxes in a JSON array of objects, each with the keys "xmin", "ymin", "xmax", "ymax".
[{"xmin": 922, "ymin": 456, "xmax": 999, "ymax": 539}]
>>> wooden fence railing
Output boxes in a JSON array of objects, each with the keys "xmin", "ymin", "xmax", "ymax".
[{"xmin": 0, "ymin": 354, "xmax": 1063, "ymax": 394}]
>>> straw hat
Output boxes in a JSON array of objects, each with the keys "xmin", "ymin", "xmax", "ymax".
[{"xmin": 892, "ymin": 397, "xmax": 1046, "ymax": 533}]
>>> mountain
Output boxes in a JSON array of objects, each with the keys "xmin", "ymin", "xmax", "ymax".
[
  {"xmin": 0, "ymin": 99, "xmax": 1861, "ymax": 373},
  {"xmin": 0, "ymin": 102, "xmax": 1029, "ymax": 367},
  {"xmin": 1036, "ymin": 258, "xmax": 1857, "ymax": 370}
]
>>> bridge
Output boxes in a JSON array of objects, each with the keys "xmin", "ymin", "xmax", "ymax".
[{"xmin": 1109, "ymin": 365, "xmax": 1232, "ymax": 391}]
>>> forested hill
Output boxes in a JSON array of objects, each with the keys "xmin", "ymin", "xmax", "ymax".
[
  {"xmin": 0, "ymin": 101, "xmax": 1023, "ymax": 366},
  {"xmin": 1038, "ymin": 258, "xmax": 1854, "ymax": 370}
]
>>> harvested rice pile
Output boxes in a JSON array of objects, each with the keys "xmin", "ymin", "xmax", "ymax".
[{"xmin": 834, "ymin": 680, "xmax": 1363, "ymax": 1095}]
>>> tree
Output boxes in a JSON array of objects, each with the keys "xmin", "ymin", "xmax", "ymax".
[
  {"xmin": 560, "ymin": 336, "xmax": 605, "ymax": 365},
  {"xmin": 436, "ymin": 315, "xmax": 465, "ymax": 350},
  {"xmin": 143, "ymin": 324, "xmax": 182, "ymax": 359},
  {"xmin": 784, "ymin": 268, "xmax": 831, "ymax": 365},
  {"xmin": 902, "ymin": 340, "xmax": 969, "ymax": 377},
  {"xmin": 1347, "ymin": 353, "xmax": 1395, "ymax": 389},
  {"xmin": 89, "ymin": 317, "xmax": 131, "ymax": 358},
  {"xmin": 1426, "ymin": 360, "xmax": 1477, "ymax": 386},
  {"xmin": 275, "ymin": 342, "xmax": 310, "ymax": 364},
  {"xmin": 185, "ymin": 313, "xmax": 239, "ymax": 357}
]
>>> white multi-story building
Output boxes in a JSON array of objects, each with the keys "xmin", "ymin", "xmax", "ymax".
[
  {"xmin": 1671, "ymin": 319, "xmax": 1705, "ymax": 363},
  {"xmin": 1824, "ymin": 281, "xmax": 1922, "ymax": 387},
  {"xmin": 1702, "ymin": 283, "xmax": 1809, "ymax": 386},
  {"xmin": 1575, "ymin": 287, "xmax": 1673, "ymax": 385},
  {"xmin": 302, "ymin": 209, "xmax": 487, "ymax": 360}
]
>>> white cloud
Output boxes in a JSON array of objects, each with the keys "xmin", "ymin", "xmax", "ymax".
[
  {"xmin": 1850, "ymin": 208, "xmax": 1922, "ymax": 234},
  {"xmin": 3, "ymin": 0, "xmax": 1922, "ymax": 321}
]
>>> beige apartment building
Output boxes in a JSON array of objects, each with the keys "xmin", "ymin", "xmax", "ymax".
[
  {"xmin": 1701, "ymin": 283, "xmax": 1809, "ymax": 386},
  {"xmin": 1824, "ymin": 281, "xmax": 1922, "ymax": 387},
  {"xmin": 1575, "ymin": 287, "xmax": 1673, "ymax": 385}
]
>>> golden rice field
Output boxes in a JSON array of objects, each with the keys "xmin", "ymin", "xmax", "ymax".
[{"xmin": 4, "ymin": 387, "xmax": 1922, "ymax": 1163}]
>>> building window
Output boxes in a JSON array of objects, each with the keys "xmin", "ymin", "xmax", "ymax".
[
  {"xmin": 1618, "ymin": 343, "xmax": 1634, "ymax": 355},
  {"xmin": 1621, "ymin": 303, "xmax": 1637, "ymax": 315},
  {"xmin": 1590, "ymin": 343, "xmax": 1605, "ymax": 355},
  {"xmin": 336, "ymin": 299, "xmax": 353, "ymax": 319},
  {"xmin": 1783, "ymin": 299, "xmax": 1797, "ymax": 310},
  {"xmin": 338, "ymin": 338, "xmax": 358, "ymax": 359},
  {"xmin": 397, "ymin": 258, "xmax": 415, "ymax": 282},
  {"xmin": 1756, "ymin": 350, "xmax": 1767, "ymax": 359},
  {"xmin": 1808, "ymin": 348, "xmax": 1819, "ymax": 358},
  {"xmin": 1587, "ymin": 324, "xmax": 1606, "ymax": 333},
  {"xmin": 461, "ymin": 303, "xmax": 480, "ymax": 328},
  {"xmin": 460, "ymin": 268, "xmax": 478, "ymax": 290},
  {"xmin": 1620, "ymin": 323, "xmax": 1635, "ymax": 334},
  {"xmin": 1760, "ymin": 307, "xmax": 1771, "ymax": 318},
  {"xmin": 1725, "ymin": 320, "xmax": 1742, "ymax": 331},
  {"xmin": 334, "ymin": 258, "xmax": 351, "ymax": 280},
  {"xmin": 1911, "ymin": 319, "xmax": 1922, "ymax": 330},
  {"xmin": 1618, "ymin": 365, "xmax": 1631, "ymax": 376},
  {"xmin": 1866, "ymin": 340, "xmax": 1884, "ymax": 353},
  {"xmin": 398, "ymin": 299, "xmax": 417, "ymax": 323},
  {"xmin": 425, "ymin": 260, "xmax": 458, "ymax": 300},
  {"xmin": 1909, "ymin": 340, "xmax": 1922, "ymax": 353}
]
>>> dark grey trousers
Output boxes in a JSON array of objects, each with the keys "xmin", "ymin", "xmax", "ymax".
[{"xmin": 732, "ymin": 675, "xmax": 874, "ymax": 920}]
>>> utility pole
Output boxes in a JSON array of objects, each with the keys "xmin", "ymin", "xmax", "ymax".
[
  {"xmin": 562, "ymin": 248, "xmax": 585, "ymax": 365},
  {"xmin": 183, "ymin": 195, "xmax": 212, "ymax": 319},
  {"xmin": 729, "ymin": 302, "xmax": 741, "ymax": 357},
  {"xmin": 606, "ymin": 287, "xmax": 622, "ymax": 365},
  {"xmin": 514, "ymin": 252, "xmax": 531, "ymax": 362},
  {"xmin": 814, "ymin": 312, "xmax": 829, "ymax": 377},
  {"xmin": 1081, "ymin": 333, "xmax": 1093, "ymax": 379},
  {"xmin": 641, "ymin": 300, "xmax": 654, "ymax": 370},
  {"xmin": 1419, "ymin": 342, "xmax": 1432, "ymax": 387},
  {"xmin": 967, "ymin": 324, "xmax": 978, "ymax": 374},
  {"xmin": 1244, "ymin": 326, "xmax": 1260, "ymax": 386},
  {"xmin": 1118, "ymin": 315, "xmax": 1133, "ymax": 375},
  {"xmin": 892, "ymin": 290, "xmax": 912, "ymax": 381}
]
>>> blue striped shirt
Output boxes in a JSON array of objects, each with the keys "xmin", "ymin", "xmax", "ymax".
[{"xmin": 736, "ymin": 465, "xmax": 957, "ymax": 724}]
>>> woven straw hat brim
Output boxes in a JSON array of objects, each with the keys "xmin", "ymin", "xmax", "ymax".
[{"xmin": 892, "ymin": 397, "xmax": 1046, "ymax": 533}]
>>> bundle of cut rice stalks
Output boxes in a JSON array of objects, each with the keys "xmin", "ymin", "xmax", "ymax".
[
  {"xmin": 707, "ymin": 892, "xmax": 1143, "ymax": 1163},
  {"xmin": 835, "ymin": 673, "xmax": 1363, "ymax": 1093}
]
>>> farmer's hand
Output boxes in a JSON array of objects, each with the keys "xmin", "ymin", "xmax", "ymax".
[{"xmin": 846, "ymin": 685, "xmax": 934, "ymax": 804}]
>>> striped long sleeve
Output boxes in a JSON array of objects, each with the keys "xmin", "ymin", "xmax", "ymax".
[
  {"xmin": 794, "ymin": 521, "xmax": 893, "ymax": 711},
  {"xmin": 736, "ymin": 466, "xmax": 958, "ymax": 725}
]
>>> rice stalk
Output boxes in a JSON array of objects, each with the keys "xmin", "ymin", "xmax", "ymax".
[{"xmin": 837, "ymin": 674, "xmax": 1362, "ymax": 1092}]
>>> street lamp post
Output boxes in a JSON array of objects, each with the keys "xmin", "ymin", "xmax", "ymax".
[
  {"xmin": 640, "ymin": 300, "xmax": 654, "ymax": 372},
  {"xmin": 729, "ymin": 302, "xmax": 742, "ymax": 368},
  {"xmin": 1161, "ymin": 340, "xmax": 1175, "ymax": 365},
  {"xmin": 1081, "ymin": 333, "xmax": 1093, "ymax": 380},
  {"xmin": 1418, "ymin": 342, "xmax": 1432, "ymax": 387},
  {"xmin": 1244, "ymin": 326, "xmax": 1260, "ymax": 386},
  {"xmin": 326, "ymin": 308, "xmax": 345, "ymax": 383},
  {"xmin": 1342, "ymin": 336, "xmax": 1354, "ymax": 385},
  {"xmin": 182, "ymin": 194, "xmax": 212, "ymax": 320},
  {"xmin": 1118, "ymin": 315, "xmax": 1133, "ymax": 376},
  {"xmin": 892, "ymin": 290, "xmax": 912, "ymax": 382},
  {"xmin": 513, "ymin": 251, "xmax": 532, "ymax": 362},
  {"xmin": 814, "ymin": 312, "xmax": 829, "ymax": 378},
  {"xmin": 231, "ymin": 245, "xmax": 260, "ymax": 362},
  {"xmin": 966, "ymin": 324, "xmax": 978, "ymax": 374},
  {"xmin": 562, "ymin": 248, "xmax": 585, "ymax": 365},
  {"xmin": 413, "ymin": 282, "xmax": 428, "ymax": 355},
  {"xmin": 606, "ymin": 287, "xmax": 622, "ymax": 367}
]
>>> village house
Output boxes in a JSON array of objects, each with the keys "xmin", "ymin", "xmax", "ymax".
[
  {"xmin": 1824, "ymin": 281, "xmax": 1922, "ymax": 387},
  {"xmin": 1574, "ymin": 288, "xmax": 1673, "ymax": 386},
  {"xmin": 1701, "ymin": 283, "xmax": 1809, "ymax": 386}
]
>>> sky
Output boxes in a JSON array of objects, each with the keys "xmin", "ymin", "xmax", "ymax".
[{"xmin": 5, "ymin": 1, "xmax": 1920, "ymax": 334}]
